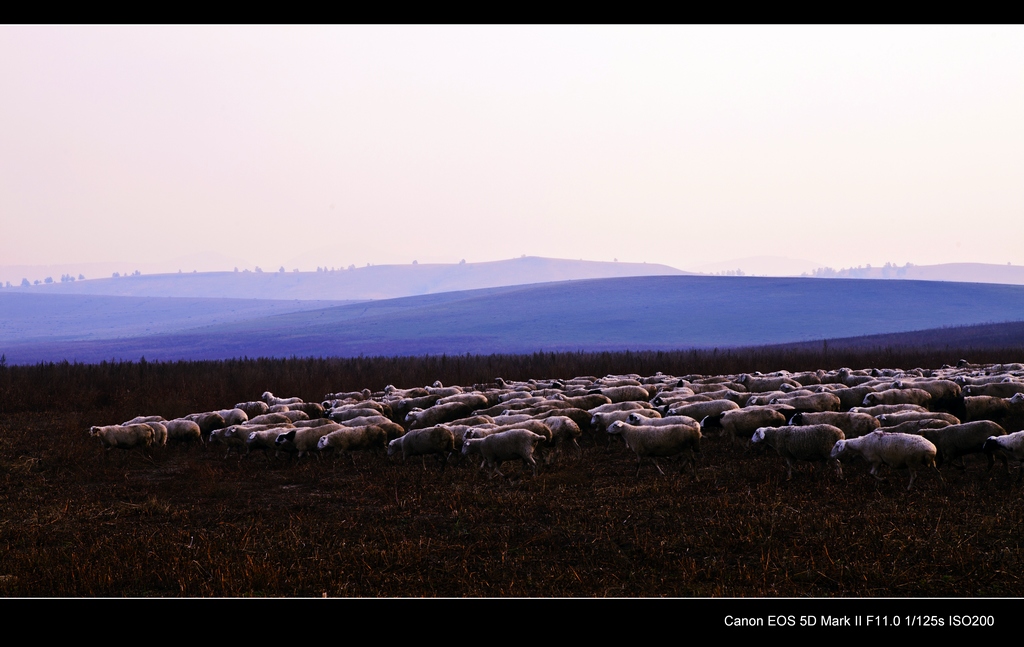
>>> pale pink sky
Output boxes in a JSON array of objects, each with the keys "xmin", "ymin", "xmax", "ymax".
[{"xmin": 2, "ymin": 25, "xmax": 1023, "ymax": 272}]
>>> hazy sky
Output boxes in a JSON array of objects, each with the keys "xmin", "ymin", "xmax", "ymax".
[{"xmin": 2, "ymin": 25, "xmax": 1023, "ymax": 271}]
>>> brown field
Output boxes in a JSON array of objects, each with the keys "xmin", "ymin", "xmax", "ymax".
[{"xmin": 2, "ymin": 347, "xmax": 1024, "ymax": 597}]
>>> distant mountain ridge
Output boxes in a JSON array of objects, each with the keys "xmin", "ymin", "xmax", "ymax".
[
  {"xmin": 807, "ymin": 262, "xmax": 1024, "ymax": 285},
  {"xmin": 1, "ymin": 256, "xmax": 687, "ymax": 301},
  {"xmin": 6, "ymin": 275, "xmax": 1024, "ymax": 364}
]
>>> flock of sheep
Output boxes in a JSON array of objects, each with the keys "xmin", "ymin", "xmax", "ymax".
[{"xmin": 88, "ymin": 360, "xmax": 1024, "ymax": 488}]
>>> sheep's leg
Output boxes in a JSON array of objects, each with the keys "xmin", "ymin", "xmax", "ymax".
[
  {"xmin": 869, "ymin": 463, "xmax": 887, "ymax": 482},
  {"xmin": 906, "ymin": 469, "xmax": 917, "ymax": 491}
]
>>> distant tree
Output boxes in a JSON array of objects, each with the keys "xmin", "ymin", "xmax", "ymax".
[
  {"xmin": 412, "ymin": 260, "xmax": 418, "ymax": 265},
  {"xmin": 293, "ymin": 268, "xmax": 299, "ymax": 272},
  {"xmin": 5, "ymin": 282, "xmax": 10, "ymax": 288},
  {"xmin": 112, "ymin": 272, "xmax": 120, "ymax": 278},
  {"xmin": 459, "ymin": 259, "xmax": 466, "ymax": 265},
  {"xmin": 133, "ymin": 270, "xmax": 141, "ymax": 276},
  {"xmin": 349, "ymin": 265, "xmax": 355, "ymax": 270},
  {"xmin": 279, "ymin": 266, "xmax": 285, "ymax": 273},
  {"xmin": 44, "ymin": 276, "xmax": 53, "ymax": 284},
  {"xmin": 20, "ymin": 278, "xmax": 29, "ymax": 287},
  {"xmin": 34, "ymin": 280, "xmax": 40, "ymax": 285},
  {"xmin": 78, "ymin": 274, "xmax": 84, "ymax": 280},
  {"xmin": 234, "ymin": 267, "xmax": 239, "ymax": 272},
  {"xmin": 255, "ymin": 266, "xmax": 263, "ymax": 273}
]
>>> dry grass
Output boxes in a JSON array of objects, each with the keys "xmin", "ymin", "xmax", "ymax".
[{"xmin": 1, "ymin": 350, "xmax": 1024, "ymax": 596}]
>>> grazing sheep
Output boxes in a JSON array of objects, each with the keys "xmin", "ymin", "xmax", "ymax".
[
  {"xmin": 182, "ymin": 412, "xmax": 228, "ymax": 439},
  {"xmin": 387, "ymin": 425, "xmax": 455, "ymax": 467},
  {"xmin": 768, "ymin": 393, "xmax": 841, "ymax": 413},
  {"xmin": 790, "ymin": 412, "xmax": 880, "ymax": 439},
  {"xmin": 273, "ymin": 402, "xmax": 325, "ymax": 419},
  {"xmin": 534, "ymin": 415, "xmax": 583, "ymax": 458},
  {"xmin": 460, "ymin": 429, "xmax": 546, "ymax": 478},
  {"xmin": 122, "ymin": 415, "xmax": 165, "ymax": 425},
  {"xmin": 830, "ymin": 431, "xmax": 940, "ymax": 490},
  {"xmin": 316, "ymin": 425, "xmax": 388, "ymax": 457},
  {"xmin": 849, "ymin": 403, "xmax": 928, "ymax": 417},
  {"xmin": 703, "ymin": 408, "xmax": 787, "ymax": 444},
  {"xmin": 751, "ymin": 424, "xmax": 845, "ymax": 479},
  {"xmin": 587, "ymin": 385, "xmax": 650, "ymax": 403},
  {"xmin": 261, "ymin": 391, "xmax": 304, "ymax": 406},
  {"xmin": 216, "ymin": 408, "xmax": 249, "ymax": 427},
  {"xmin": 275, "ymin": 423, "xmax": 343, "ymax": 459},
  {"xmin": 591, "ymin": 409, "xmax": 660, "ymax": 435},
  {"xmin": 246, "ymin": 413, "xmax": 294, "ymax": 426},
  {"xmin": 606, "ymin": 420, "xmax": 702, "ymax": 478},
  {"xmin": 235, "ymin": 401, "xmax": 270, "ymax": 418},
  {"xmin": 552, "ymin": 394, "xmax": 613, "ymax": 410},
  {"xmin": 143, "ymin": 421, "xmax": 168, "ymax": 447},
  {"xmin": 89, "ymin": 424, "xmax": 155, "ymax": 453},
  {"xmin": 665, "ymin": 400, "xmax": 739, "ymax": 421},
  {"xmin": 737, "ymin": 374, "xmax": 802, "ymax": 392},
  {"xmin": 983, "ymin": 431, "xmax": 1024, "ymax": 481},
  {"xmin": 329, "ymin": 407, "xmax": 388, "ymax": 424},
  {"xmin": 245, "ymin": 426, "xmax": 296, "ymax": 459},
  {"xmin": 962, "ymin": 382, "xmax": 1024, "ymax": 398},
  {"xmin": 878, "ymin": 411, "xmax": 961, "ymax": 427},
  {"xmin": 405, "ymin": 402, "xmax": 474, "ymax": 430},
  {"xmin": 164, "ymin": 419, "xmax": 202, "ymax": 445},
  {"xmin": 918, "ymin": 421, "xmax": 1007, "ymax": 469},
  {"xmin": 862, "ymin": 389, "xmax": 932, "ymax": 408}
]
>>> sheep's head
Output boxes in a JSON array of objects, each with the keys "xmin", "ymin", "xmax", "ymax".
[
  {"xmin": 387, "ymin": 439, "xmax": 401, "ymax": 456},
  {"xmin": 1010, "ymin": 393, "xmax": 1024, "ymax": 404},
  {"xmin": 275, "ymin": 430, "xmax": 297, "ymax": 446},
  {"xmin": 317, "ymin": 435, "xmax": 332, "ymax": 451},
  {"xmin": 607, "ymin": 421, "xmax": 625, "ymax": 435},
  {"xmin": 751, "ymin": 428, "xmax": 767, "ymax": 444},
  {"xmin": 830, "ymin": 439, "xmax": 848, "ymax": 459}
]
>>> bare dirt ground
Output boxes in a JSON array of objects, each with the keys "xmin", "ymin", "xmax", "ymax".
[{"xmin": 2, "ymin": 408, "xmax": 1022, "ymax": 598}]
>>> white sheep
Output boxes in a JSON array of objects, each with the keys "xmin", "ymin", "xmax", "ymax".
[
  {"xmin": 235, "ymin": 401, "xmax": 270, "ymax": 418},
  {"xmin": 143, "ymin": 421, "xmax": 168, "ymax": 447},
  {"xmin": 983, "ymin": 431, "xmax": 1024, "ymax": 481},
  {"xmin": 89, "ymin": 424, "xmax": 155, "ymax": 454},
  {"xmin": 918, "ymin": 420, "xmax": 1007, "ymax": 470},
  {"xmin": 789, "ymin": 412, "xmax": 880, "ymax": 439},
  {"xmin": 274, "ymin": 423, "xmax": 343, "ymax": 459},
  {"xmin": 122, "ymin": 415, "xmax": 165, "ymax": 425},
  {"xmin": 751, "ymin": 424, "xmax": 845, "ymax": 480},
  {"xmin": 460, "ymin": 429, "xmax": 545, "ymax": 478},
  {"xmin": 606, "ymin": 420, "xmax": 702, "ymax": 478},
  {"xmin": 316, "ymin": 425, "xmax": 388, "ymax": 455},
  {"xmin": 830, "ymin": 430, "xmax": 941, "ymax": 490},
  {"xmin": 261, "ymin": 391, "xmax": 304, "ymax": 406},
  {"xmin": 164, "ymin": 419, "xmax": 202, "ymax": 445},
  {"xmin": 387, "ymin": 425, "xmax": 455, "ymax": 468}
]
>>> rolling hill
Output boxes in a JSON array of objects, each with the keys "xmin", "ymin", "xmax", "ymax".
[
  {"xmin": 4, "ymin": 275, "xmax": 1024, "ymax": 364},
  {"xmin": 2, "ymin": 257, "xmax": 687, "ymax": 301}
]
